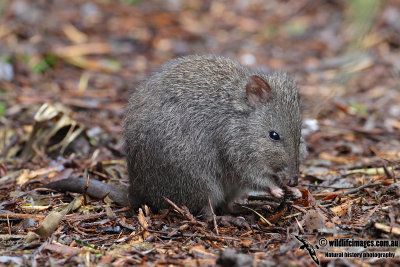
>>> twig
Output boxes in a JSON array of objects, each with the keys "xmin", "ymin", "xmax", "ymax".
[
  {"xmin": 0, "ymin": 134, "xmax": 18, "ymax": 158},
  {"xmin": 298, "ymin": 183, "xmax": 354, "ymax": 189},
  {"xmin": 282, "ymin": 212, "xmax": 303, "ymax": 219},
  {"xmin": 147, "ymin": 229, "xmax": 241, "ymax": 241},
  {"xmin": 319, "ymin": 183, "xmax": 382, "ymax": 205},
  {"xmin": 163, "ymin": 197, "xmax": 205, "ymax": 227},
  {"xmin": 208, "ymin": 196, "xmax": 219, "ymax": 236},
  {"xmin": 241, "ymin": 205, "xmax": 272, "ymax": 226},
  {"xmin": 295, "ymin": 217, "xmax": 304, "ymax": 234},
  {"xmin": 0, "ymin": 213, "xmax": 45, "ymax": 220},
  {"xmin": 300, "ymin": 182, "xmax": 383, "ymax": 196},
  {"xmin": 163, "ymin": 197, "xmax": 185, "ymax": 215},
  {"xmin": 383, "ymin": 164, "xmax": 393, "ymax": 180},
  {"xmin": 0, "ymin": 234, "xmax": 27, "ymax": 240},
  {"xmin": 291, "ymin": 204, "xmax": 307, "ymax": 214},
  {"xmin": 82, "ymin": 171, "xmax": 90, "ymax": 205},
  {"xmin": 342, "ymin": 183, "xmax": 382, "ymax": 196},
  {"xmin": 7, "ymin": 214, "xmax": 11, "ymax": 235}
]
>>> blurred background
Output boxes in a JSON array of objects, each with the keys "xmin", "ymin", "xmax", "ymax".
[{"xmin": 0, "ymin": 0, "xmax": 399, "ymax": 191}]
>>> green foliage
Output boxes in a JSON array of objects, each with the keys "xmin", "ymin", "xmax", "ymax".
[
  {"xmin": 89, "ymin": 137, "xmax": 97, "ymax": 146},
  {"xmin": 32, "ymin": 55, "xmax": 58, "ymax": 74},
  {"xmin": 119, "ymin": 0, "xmax": 141, "ymax": 5},
  {"xmin": 349, "ymin": 101, "xmax": 367, "ymax": 118},
  {"xmin": 74, "ymin": 239, "xmax": 95, "ymax": 249},
  {"xmin": 103, "ymin": 58, "xmax": 121, "ymax": 72},
  {"xmin": 0, "ymin": 0, "xmax": 8, "ymax": 19},
  {"xmin": 97, "ymin": 0, "xmax": 141, "ymax": 6},
  {"xmin": 284, "ymin": 20, "xmax": 307, "ymax": 37},
  {"xmin": 0, "ymin": 55, "xmax": 13, "ymax": 63},
  {"xmin": 347, "ymin": 0, "xmax": 382, "ymax": 46},
  {"xmin": 17, "ymin": 53, "xmax": 58, "ymax": 74},
  {"xmin": 19, "ymin": 53, "xmax": 30, "ymax": 63},
  {"xmin": 0, "ymin": 101, "xmax": 6, "ymax": 117}
]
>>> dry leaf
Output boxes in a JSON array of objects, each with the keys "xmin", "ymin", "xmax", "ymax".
[
  {"xmin": 34, "ymin": 211, "xmax": 63, "ymax": 239},
  {"xmin": 304, "ymin": 210, "xmax": 326, "ymax": 232}
]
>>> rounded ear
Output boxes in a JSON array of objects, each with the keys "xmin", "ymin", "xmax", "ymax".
[{"xmin": 246, "ymin": 75, "xmax": 272, "ymax": 107}]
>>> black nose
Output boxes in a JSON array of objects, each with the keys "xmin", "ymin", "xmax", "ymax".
[{"xmin": 287, "ymin": 176, "xmax": 298, "ymax": 187}]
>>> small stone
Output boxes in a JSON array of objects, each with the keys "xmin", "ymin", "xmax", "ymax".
[{"xmin": 0, "ymin": 62, "xmax": 14, "ymax": 82}]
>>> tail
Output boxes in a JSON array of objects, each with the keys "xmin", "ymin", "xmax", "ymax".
[{"xmin": 44, "ymin": 178, "xmax": 129, "ymax": 206}]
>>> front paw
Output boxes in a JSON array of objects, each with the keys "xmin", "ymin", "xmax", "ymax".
[
  {"xmin": 286, "ymin": 186, "xmax": 302, "ymax": 199},
  {"xmin": 269, "ymin": 184, "xmax": 284, "ymax": 199}
]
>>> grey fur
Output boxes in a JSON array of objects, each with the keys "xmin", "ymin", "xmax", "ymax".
[{"xmin": 124, "ymin": 54, "xmax": 302, "ymax": 215}]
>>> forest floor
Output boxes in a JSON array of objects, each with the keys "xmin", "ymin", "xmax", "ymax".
[{"xmin": 0, "ymin": 0, "xmax": 400, "ymax": 266}]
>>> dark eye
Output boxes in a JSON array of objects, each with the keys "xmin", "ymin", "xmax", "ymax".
[{"xmin": 269, "ymin": 131, "xmax": 280, "ymax": 141}]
